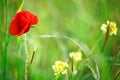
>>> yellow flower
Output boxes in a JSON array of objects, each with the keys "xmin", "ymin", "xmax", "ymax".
[
  {"xmin": 100, "ymin": 21, "xmax": 117, "ymax": 36},
  {"xmin": 101, "ymin": 24, "xmax": 107, "ymax": 34},
  {"xmin": 52, "ymin": 61, "xmax": 69, "ymax": 76},
  {"xmin": 69, "ymin": 51, "xmax": 82, "ymax": 63}
]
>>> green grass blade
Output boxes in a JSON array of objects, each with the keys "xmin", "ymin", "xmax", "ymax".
[{"xmin": 17, "ymin": 0, "xmax": 24, "ymax": 12}]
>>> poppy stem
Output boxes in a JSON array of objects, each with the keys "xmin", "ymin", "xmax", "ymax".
[{"xmin": 24, "ymin": 34, "xmax": 29, "ymax": 80}]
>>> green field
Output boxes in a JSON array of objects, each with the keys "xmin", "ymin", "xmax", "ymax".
[{"xmin": 1, "ymin": 0, "xmax": 120, "ymax": 80}]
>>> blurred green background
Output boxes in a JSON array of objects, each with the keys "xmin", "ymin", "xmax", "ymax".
[{"xmin": 1, "ymin": 0, "xmax": 120, "ymax": 80}]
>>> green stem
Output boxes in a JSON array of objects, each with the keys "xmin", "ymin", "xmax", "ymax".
[
  {"xmin": 3, "ymin": 0, "xmax": 8, "ymax": 80},
  {"xmin": 114, "ymin": 71, "xmax": 120, "ymax": 80},
  {"xmin": 3, "ymin": 42, "xmax": 7, "ymax": 80},
  {"xmin": 24, "ymin": 34, "xmax": 29, "ymax": 80},
  {"xmin": 101, "ymin": 23, "xmax": 110, "ymax": 52},
  {"xmin": 30, "ymin": 51, "xmax": 35, "ymax": 64},
  {"xmin": 109, "ymin": 47, "xmax": 120, "ymax": 70},
  {"xmin": 3, "ymin": 36, "xmax": 10, "ymax": 80},
  {"xmin": 71, "ymin": 56, "xmax": 74, "ymax": 75}
]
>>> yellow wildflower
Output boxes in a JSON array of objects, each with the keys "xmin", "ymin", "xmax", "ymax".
[
  {"xmin": 52, "ymin": 61, "xmax": 69, "ymax": 76},
  {"xmin": 69, "ymin": 51, "xmax": 82, "ymax": 63},
  {"xmin": 100, "ymin": 21, "xmax": 117, "ymax": 36}
]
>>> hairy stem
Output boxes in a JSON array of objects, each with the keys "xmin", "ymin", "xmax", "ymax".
[{"xmin": 24, "ymin": 34, "xmax": 29, "ymax": 80}]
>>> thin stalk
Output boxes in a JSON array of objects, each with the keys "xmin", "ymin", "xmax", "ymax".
[
  {"xmin": 101, "ymin": 23, "xmax": 110, "ymax": 52},
  {"xmin": 71, "ymin": 57, "xmax": 73, "ymax": 74},
  {"xmin": 87, "ymin": 58, "xmax": 100, "ymax": 80},
  {"xmin": 36, "ymin": 35, "xmax": 81, "ymax": 50},
  {"xmin": 24, "ymin": 34, "xmax": 29, "ymax": 80},
  {"xmin": 3, "ymin": 36, "xmax": 10, "ymax": 80},
  {"xmin": 109, "ymin": 47, "xmax": 120, "ymax": 70},
  {"xmin": 65, "ymin": 73, "xmax": 68, "ymax": 80},
  {"xmin": 114, "ymin": 71, "xmax": 120, "ymax": 80},
  {"xmin": 36, "ymin": 34, "xmax": 86, "ymax": 56},
  {"xmin": 87, "ymin": 64, "xmax": 97, "ymax": 80},
  {"xmin": 71, "ymin": 56, "xmax": 74, "ymax": 80},
  {"xmin": 30, "ymin": 51, "xmax": 35, "ymax": 64},
  {"xmin": 3, "ymin": 0, "xmax": 8, "ymax": 80},
  {"xmin": 30, "ymin": 44, "xmax": 37, "ymax": 64}
]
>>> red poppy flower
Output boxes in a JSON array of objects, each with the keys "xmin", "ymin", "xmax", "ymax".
[{"xmin": 9, "ymin": 10, "xmax": 39, "ymax": 36}]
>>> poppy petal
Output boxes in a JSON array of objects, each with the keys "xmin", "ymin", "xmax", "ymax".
[
  {"xmin": 21, "ymin": 11, "xmax": 38, "ymax": 25},
  {"xmin": 31, "ymin": 15, "xmax": 39, "ymax": 25},
  {"xmin": 9, "ymin": 10, "xmax": 39, "ymax": 36},
  {"xmin": 18, "ymin": 24, "xmax": 30, "ymax": 36},
  {"xmin": 9, "ymin": 20, "xmax": 20, "ymax": 36},
  {"xmin": 22, "ymin": 11, "xmax": 33, "ymax": 19},
  {"xmin": 19, "ymin": 13, "xmax": 29, "ymax": 29}
]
